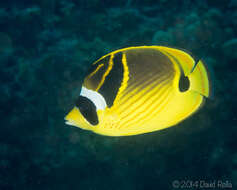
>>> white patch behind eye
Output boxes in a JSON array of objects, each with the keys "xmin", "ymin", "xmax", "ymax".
[{"xmin": 80, "ymin": 86, "xmax": 107, "ymax": 110}]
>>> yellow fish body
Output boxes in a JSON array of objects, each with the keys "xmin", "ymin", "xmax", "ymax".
[{"xmin": 65, "ymin": 46, "xmax": 210, "ymax": 136}]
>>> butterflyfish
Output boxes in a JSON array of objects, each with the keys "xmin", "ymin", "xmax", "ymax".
[{"xmin": 65, "ymin": 46, "xmax": 210, "ymax": 136}]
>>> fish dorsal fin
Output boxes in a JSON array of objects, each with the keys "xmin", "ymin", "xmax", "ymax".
[
  {"xmin": 188, "ymin": 60, "xmax": 210, "ymax": 97},
  {"xmin": 156, "ymin": 46, "xmax": 195, "ymax": 76},
  {"xmin": 157, "ymin": 46, "xmax": 210, "ymax": 98}
]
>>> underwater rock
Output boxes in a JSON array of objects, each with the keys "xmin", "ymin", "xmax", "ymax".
[
  {"xmin": 0, "ymin": 8, "xmax": 8, "ymax": 23},
  {"xmin": 0, "ymin": 32, "xmax": 13, "ymax": 56},
  {"xmin": 152, "ymin": 30, "xmax": 174, "ymax": 46},
  {"xmin": 59, "ymin": 1, "xmax": 75, "ymax": 16},
  {"xmin": 233, "ymin": 153, "xmax": 237, "ymax": 166},
  {"xmin": 229, "ymin": 0, "xmax": 237, "ymax": 7},
  {"xmin": 222, "ymin": 38, "xmax": 237, "ymax": 59},
  {"xmin": 205, "ymin": 8, "xmax": 223, "ymax": 20},
  {"xmin": 11, "ymin": 6, "xmax": 41, "ymax": 22}
]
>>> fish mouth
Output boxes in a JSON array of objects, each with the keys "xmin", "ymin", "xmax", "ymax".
[{"xmin": 64, "ymin": 117, "xmax": 76, "ymax": 126}]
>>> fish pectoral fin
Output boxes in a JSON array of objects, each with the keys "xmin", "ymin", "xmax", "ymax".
[{"xmin": 188, "ymin": 60, "xmax": 210, "ymax": 98}]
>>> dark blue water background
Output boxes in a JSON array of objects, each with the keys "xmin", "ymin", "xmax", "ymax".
[{"xmin": 0, "ymin": 0, "xmax": 236, "ymax": 189}]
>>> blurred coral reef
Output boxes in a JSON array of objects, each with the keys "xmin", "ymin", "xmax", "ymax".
[{"xmin": 0, "ymin": 0, "xmax": 236, "ymax": 189}]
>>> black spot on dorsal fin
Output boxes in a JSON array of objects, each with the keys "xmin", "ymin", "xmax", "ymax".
[{"xmin": 179, "ymin": 74, "xmax": 190, "ymax": 92}]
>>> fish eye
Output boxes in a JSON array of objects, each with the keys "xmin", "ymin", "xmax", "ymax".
[
  {"xmin": 75, "ymin": 96, "xmax": 99, "ymax": 125},
  {"xmin": 179, "ymin": 75, "xmax": 190, "ymax": 92}
]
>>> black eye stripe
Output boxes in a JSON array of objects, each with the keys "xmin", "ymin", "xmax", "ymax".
[{"xmin": 75, "ymin": 96, "xmax": 99, "ymax": 125}]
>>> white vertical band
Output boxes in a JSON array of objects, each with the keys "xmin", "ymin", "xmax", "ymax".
[{"xmin": 80, "ymin": 86, "xmax": 107, "ymax": 110}]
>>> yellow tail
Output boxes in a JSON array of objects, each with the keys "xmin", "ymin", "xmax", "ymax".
[{"xmin": 188, "ymin": 60, "xmax": 210, "ymax": 97}]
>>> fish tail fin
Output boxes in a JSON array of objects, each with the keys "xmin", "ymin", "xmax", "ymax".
[{"xmin": 188, "ymin": 60, "xmax": 210, "ymax": 98}]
